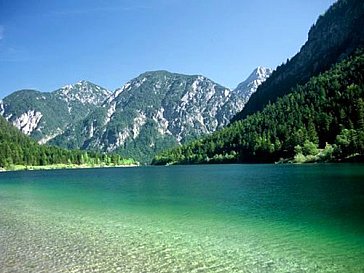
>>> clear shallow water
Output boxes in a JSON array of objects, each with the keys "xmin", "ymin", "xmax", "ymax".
[{"xmin": 0, "ymin": 164, "xmax": 363, "ymax": 273}]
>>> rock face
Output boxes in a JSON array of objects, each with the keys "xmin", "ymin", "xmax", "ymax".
[
  {"xmin": 0, "ymin": 100, "xmax": 4, "ymax": 116},
  {"xmin": 13, "ymin": 110, "xmax": 43, "ymax": 135},
  {"xmin": 50, "ymin": 69, "xmax": 270, "ymax": 163},
  {"xmin": 2, "ymin": 68, "xmax": 271, "ymax": 163},
  {"xmin": 233, "ymin": 67, "xmax": 272, "ymax": 102},
  {"xmin": 1, "ymin": 82, "xmax": 111, "ymax": 143},
  {"xmin": 55, "ymin": 80, "xmax": 111, "ymax": 111}
]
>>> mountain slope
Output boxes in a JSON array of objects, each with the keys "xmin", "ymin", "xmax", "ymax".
[
  {"xmin": 0, "ymin": 115, "xmax": 134, "ymax": 169},
  {"xmin": 232, "ymin": 0, "xmax": 364, "ymax": 122},
  {"xmin": 153, "ymin": 51, "xmax": 364, "ymax": 165},
  {"xmin": 50, "ymin": 69, "xmax": 270, "ymax": 163},
  {"xmin": 0, "ymin": 81, "xmax": 111, "ymax": 143}
]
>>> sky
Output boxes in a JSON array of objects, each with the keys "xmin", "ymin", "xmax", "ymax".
[{"xmin": 0, "ymin": 0, "xmax": 336, "ymax": 98}]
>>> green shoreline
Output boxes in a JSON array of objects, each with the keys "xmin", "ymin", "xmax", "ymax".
[
  {"xmin": 1, "ymin": 155, "xmax": 362, "ymax": 171},
  {"xmin": 0, "ymin": 162, "xmax": 139, "ymax": 172}
]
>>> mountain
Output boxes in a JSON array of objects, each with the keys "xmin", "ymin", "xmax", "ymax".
[
  {"xmin": 1, "ymin": 68, "xmax": 270, "ymax": 164},
  {"xmin": 49, "ymin": 69, "xmax": 270, "ymax": 163},
  {"xmin": 0, "ymin": 115, "xmax": 135, "ymax": 169},
  {"xmin": 232, "ymin": 0, "xmax": 364, "ymax": 122},
  {"xmin": 0, "ymin": 81, "xmax": 111, "ymax": 144},
  {"xmin": 233, "ymin": 67, "xmax": 272, "ymax": 101},
  {"xmin": 152, "ymin": 51, "xmax": 364, "ymax": 165}
]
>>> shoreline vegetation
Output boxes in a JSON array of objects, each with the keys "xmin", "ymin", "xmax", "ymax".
[
  {"xmin": 0, "ymin": 115, "xmax": 139, "ymax": 172},
  {"xmin": 0, "ymin": 160, "xmax": 139, "ymax": 172},
  {"xmin": 1, "ymin": 155, "xmax": 363, "ymax": 171}
]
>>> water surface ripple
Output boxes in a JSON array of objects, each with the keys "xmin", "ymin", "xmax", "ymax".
[{"xmin": 0, "ymin": 164, "xmax": 363, "ymax": 272}]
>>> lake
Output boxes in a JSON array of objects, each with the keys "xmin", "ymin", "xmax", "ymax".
[{"xmin": 0, "ymin": 164, "xmax": 363, "ymax": 272}]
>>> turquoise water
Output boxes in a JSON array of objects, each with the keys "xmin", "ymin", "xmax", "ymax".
[{"xmin": 0, "ymin": 164, "xmax": 363, "ymax": 272}]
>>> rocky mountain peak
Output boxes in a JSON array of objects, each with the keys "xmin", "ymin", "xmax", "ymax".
[
  {"xmin": 1, "ymin": 68, "xmax": 272, "ymax": 164},
  {"xmin": 50, "ymin": 71, "xmax": 248, "ymax": 163},
  {"xmin": 1, "ymin": 81, "xmax": 112, "ymax": 142},
  {"xmin": 254, "ymin": 66, "xmax": 273, "ymax": 78},
  {"xmin": 242, "ymin": 66, "xmax": 272, "ymax": 85},
  {"xmin": 233, "ymin": 66, "xmax": 272, "ymax": 101},
  {"xmin": 55, "ymin": 80, "xmax": 111, "ymax": 106}
]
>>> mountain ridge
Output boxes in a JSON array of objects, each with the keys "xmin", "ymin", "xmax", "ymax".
[
  {"xmin": 152, "ymin": 51, "xmax": 364, "ymax": 165},
  {"xmin": 1, "ymin": 67, "xmax": 271, "ymax": 163},
  {"xmin": 232, "ymin": 0, "xmax": 364, "ymax": 122},
  {"xmin": 0, "ymin": 81, "xmax": 111, "ymax": 143}
]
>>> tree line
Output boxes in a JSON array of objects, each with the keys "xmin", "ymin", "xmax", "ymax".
[
  {"xmin": 0, "ymin": 116, "xmax": 136, "ymax": 168},
  {"xmin": 152, "ymin": 51, "xmax": 364, "ymax": 165}
]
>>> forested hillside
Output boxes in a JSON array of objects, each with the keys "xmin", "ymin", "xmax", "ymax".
[
  {"xmin": 0, "ymin": 116, "xmax": 135, "ymax": 169},
  {"xmin": 232, "ymin": 0, "xmax": 364, "ymax": 122},
  {"xmin": 152, "ymin": 51, "xmax": 364, "ymax": 165}
]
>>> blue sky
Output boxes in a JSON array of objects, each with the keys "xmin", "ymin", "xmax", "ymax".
[{"xmin": 0, "ymin": 0, "xmax": 335, "ymax": 98}]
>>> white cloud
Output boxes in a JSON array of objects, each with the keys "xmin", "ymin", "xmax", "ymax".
[{"xmin": 0, "ymin": 26, "xmax": 4, "ymax": 40}]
